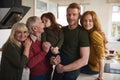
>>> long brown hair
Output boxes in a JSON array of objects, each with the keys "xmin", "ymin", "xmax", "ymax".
[
  {"xmin": 80, "ymin": 11, "xmax": 108, "ymax": 47},
  {"xmin": 41, "ymin": 12, "xmax": 61, "ymax": 32}
]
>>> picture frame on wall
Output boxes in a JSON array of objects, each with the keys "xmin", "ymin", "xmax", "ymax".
[{"xmin": 36, "ymin": 0, "xmax": 47, "ymax": 11}]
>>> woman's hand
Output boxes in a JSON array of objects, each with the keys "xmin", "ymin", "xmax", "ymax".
[{"xmin": 23, "ymin": 38, "xmax": 32, "ymax": 57}]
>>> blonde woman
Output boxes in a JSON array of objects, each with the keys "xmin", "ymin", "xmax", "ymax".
[{"xmin": 0, "ymin": 23, "xmax": 31, "ymax": 80}]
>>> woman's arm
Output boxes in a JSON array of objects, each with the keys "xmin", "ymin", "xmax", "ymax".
[
  {"xmin": 91, "ymin": 31, "xmax": 105, "ymax": 80},
  {"xmin": 98, "ymin": 59, "xmax": 104, "ymax": 80}
]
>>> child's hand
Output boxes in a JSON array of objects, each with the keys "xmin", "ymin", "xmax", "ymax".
[{"xmin": 51, "ymin": 47, "xmax": 59, "ymax": 54}]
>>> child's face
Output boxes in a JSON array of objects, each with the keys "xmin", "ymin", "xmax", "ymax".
[{"xmin": 42, "ymin": 17, "xmax": 51, "ymax": 28}]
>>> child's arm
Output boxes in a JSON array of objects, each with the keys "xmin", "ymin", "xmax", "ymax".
[
  {"xmin": 50, "ymin": 47, "xmax": 60, "ymax": 55},
  {"xmin": 56, "ymin": 30, "xmax": 64, "ymax": 48}
]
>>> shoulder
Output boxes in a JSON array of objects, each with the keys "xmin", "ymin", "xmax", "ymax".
[
  {"xmin": 61, "ymin": 26, "xmax": 69, "ymax": 32},
  {"xmin": 2, "ymin": 41, "xmax": 18, "ymax": 52},
  {"xmin": 90, "ymin": 31, "xmax": 103, "ymax": 42},
  {"xmin": 91, "ymin": 31, "xmax": 102, "ymax": 39},
  {"xmin": 44, "ymin": 28, "xmax": 51, "ymax": 31},
  {"xmin": 79, "ymin": 25, "xmax": 88, "ymax": 32},
  {"xmin": 3, "ymin": 41, "xmax": 15, "ymax": 48},
  {"xmin": 78, "ymin": 26, "xmax": 89, "ymax": 36}
]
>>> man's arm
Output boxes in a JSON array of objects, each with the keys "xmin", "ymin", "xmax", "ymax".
[{"xmin": 56, "ymin": 46, "xmax": 90, "ymax": 73}]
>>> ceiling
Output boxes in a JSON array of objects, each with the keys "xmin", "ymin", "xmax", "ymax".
[{"xmin": 50, "ymin": 0, "xmax": 120, "ymax": 5}]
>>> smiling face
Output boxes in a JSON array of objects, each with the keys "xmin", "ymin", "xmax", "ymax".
[
  {"xmin": 15, "ymin": 29, "xmax": 29, "ymax": 42},
  {"xmin": 82, "ymin": 14, "xmax": 94, "ymax": 30},
  {"xmin": 67, "ymin": 8, "xmax": 80, "ymax": 28},
  {"xmin": 10, "ymin": 23, "xmax": 29, "ymax": 43}
]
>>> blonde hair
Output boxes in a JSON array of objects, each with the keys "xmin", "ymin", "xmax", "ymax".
[{"xmin": 2, "ymin": 23, "xmax": 28, "ymax": 48}]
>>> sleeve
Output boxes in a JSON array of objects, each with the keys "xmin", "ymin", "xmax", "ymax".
[
  {"xmin": 27, "ymin": 46, "xmax": 47, "ymax": 69},
  {"xmin": 4, "ymin": 43, "xmax": 28, "ymax": 68},
  {"xmin": 41, "ymin": 31, "xmax": 47, "ymax": 42},
  {"xmin": 91, "ymin": 31, "xmax": 105, "ymax": 59},
  {"xmin": 56, "ymin": 30, "xmax": 64, "ymax": 49},
  {"xmin": 79, "ymin": 28, "xmax": 90, "ymax": 47}
]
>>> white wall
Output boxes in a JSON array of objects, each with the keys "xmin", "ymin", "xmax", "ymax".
[
  {"xmin": 0, "ymin": 29, "xmax": 11, "ymax": 48},
  {"xmin": 21, "ymin": 0, "xmax": 34, "ymax": 23}
]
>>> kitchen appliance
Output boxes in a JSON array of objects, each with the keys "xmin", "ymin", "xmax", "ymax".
[{"xmin": 0, "ymin": 0, "xmax": 30, "ymax": 29}]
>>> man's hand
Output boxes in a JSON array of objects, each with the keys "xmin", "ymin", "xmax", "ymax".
[
  {"xmin": 50, "ymin": 55, "xmax": 61, "ymax": 65},
  {"xmin": 56, "ymin": 64, "xmax": 64, "ymax": 73}
]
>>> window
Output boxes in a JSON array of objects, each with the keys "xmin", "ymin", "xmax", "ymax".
[
  {"xmin": 57, "ymin": 5, "xmax": 84, "ymax": 26},
  {"xmin": 111, "ymin": 6, "xmax": 120, "ymax": 39},
  {"xmin": 57, "ymin": 6, "xmax": 68, "ymax": 26}
]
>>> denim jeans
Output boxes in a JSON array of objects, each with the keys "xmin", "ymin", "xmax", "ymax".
[
  {"xmin": 80, "ymin": 65, "xmax": 98, "ymax": 74},
  {"xmin": 30, "ymin": 73, "xmax": 51, "ymax": 80},
  {"xmin": 52, "ymin": 51, "xmax": 78, "ymax": 80},
  {"xmin": 53, "ymin": 70, "xmax": 78, "ymax": 80}
]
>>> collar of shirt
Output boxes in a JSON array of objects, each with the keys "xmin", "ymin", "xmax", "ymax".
[{"xmin": 30, "ymin": 34, "xmax": 40, "ymax": 42}]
